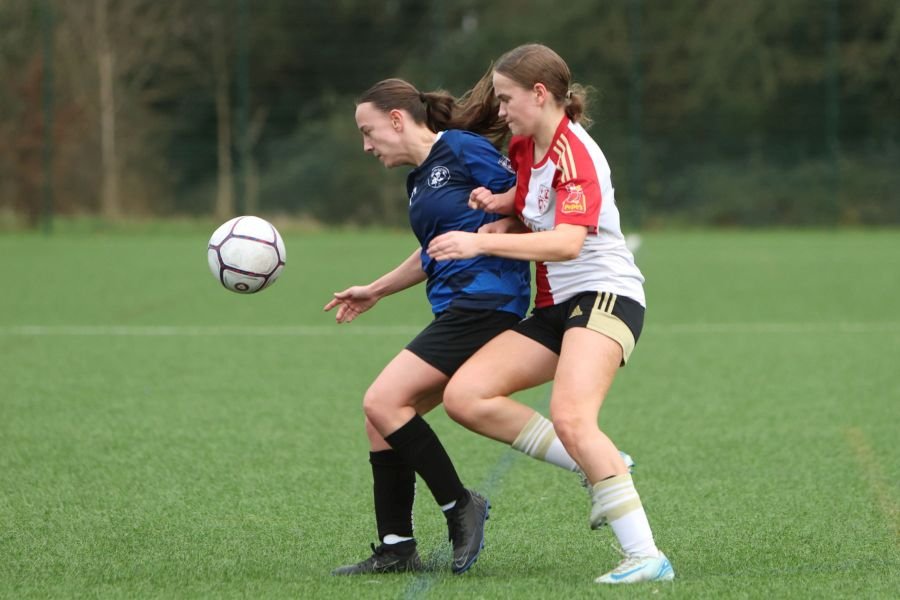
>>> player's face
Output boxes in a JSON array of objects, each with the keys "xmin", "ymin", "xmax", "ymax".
[
  {"xmin": 493, "ymin": 72, "xmax": 541, "ymax": 137},
  {"xmin": 355, "ymin": 102, "xmax": 406, "ymax": 168}
]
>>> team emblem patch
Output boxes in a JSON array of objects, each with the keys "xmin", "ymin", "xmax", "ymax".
[
  {"xmin": 428, "ymin": 166, "xmax": 451, "ymax": 188},
  {"xmin": 537, "ymin": 185, "xmax": 551, "ymax": 214},
  {"xmin": 498, "ymin": 155, "xmax": 514, "ymax": 173},
  {"xmin": 560, "ymin": 183, "xmax": 586, "ymax": 214}
]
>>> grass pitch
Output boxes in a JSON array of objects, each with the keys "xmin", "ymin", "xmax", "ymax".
[{"xmin": 1, "ymin": 227, "xmax": 898, "ymax": 599}]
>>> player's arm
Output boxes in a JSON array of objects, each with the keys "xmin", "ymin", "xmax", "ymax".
[
  {"xmin": 468, "ymin": 186, "xmax": 516, "ymax": 215},
  {"xmin": 426, "ymin": 224, "xmax": 587, "ymax": 263},
  {"xmin": 324, "ymin": 249, "xmax": 426, "ymax": 323},
  {"xmin": 367, "ymin": 248, "xmax": 427, "ymax": 296},
  {"xmin": 478, "ymin": 216, "xmax": 529, "ymax": 234}
]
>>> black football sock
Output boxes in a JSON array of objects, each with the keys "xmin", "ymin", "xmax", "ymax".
[
  {"xmin": 384, "ymin": 414, "xmax": 466, "ymax": 507},
  {"xmin": 369, "ymin": 449, "xmax": 416, "ymax": 541}
]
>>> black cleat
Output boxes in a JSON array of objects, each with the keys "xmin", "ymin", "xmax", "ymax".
[
  {"xmin": 331, "ymin": 541, "xmax": 423, "ymax": 575},
  {"xmin": 445, "ymin": 489, "xmax": 490, "ymax": 574}
]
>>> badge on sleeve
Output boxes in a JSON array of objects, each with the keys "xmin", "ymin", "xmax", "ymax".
[{"xmin": 560, "ymin": 183, "xmax": 586, "ymax": 214}]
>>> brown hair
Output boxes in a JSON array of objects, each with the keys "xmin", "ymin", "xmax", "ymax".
[
  {"xmin": 493, "ymin": 44, "xmax": 592, "ymax": 128},
  {"xmin": 356, "ymin": 77, "xmax": 509, "ymax": 149}
]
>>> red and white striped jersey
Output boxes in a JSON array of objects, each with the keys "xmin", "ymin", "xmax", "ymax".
[{"xmin": 509, "ymin": 117, "xmax": 645, "ymax": 308}]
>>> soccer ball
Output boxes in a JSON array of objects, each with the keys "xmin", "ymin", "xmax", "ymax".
[{"xmin": 207, "ymin": 216, "xmax": 286, "ymax": 293}]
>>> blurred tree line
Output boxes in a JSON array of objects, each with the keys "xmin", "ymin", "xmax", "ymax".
[{"xmin": 1, "ymin": 0, "xmax": 898, "ymax": 229}]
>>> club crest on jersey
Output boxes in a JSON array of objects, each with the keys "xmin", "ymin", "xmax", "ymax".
[
  {"xmin": 428, "ymin": 166, "xmax": 451, "ymax": 188},
  {"xmin": 537, "ymin": 185, "xmax": 552, "ymax": 214},
  {"xmin": 560, "ymin": 183, "xmax": 586, "ymax": 214},
  {"xmin": 498, "ymin": 155, "xmax": 514, "ymax": 173}
]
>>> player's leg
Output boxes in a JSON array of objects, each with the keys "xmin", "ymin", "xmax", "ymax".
[
  {"xmin": 444, "ymin": 329, "xmax": 557, "ymax": 442},
  {"xmin": 550, "ymin": 328, "xmax": 627, "ymax": 480},
  {"xmin": 364, "ymin": 347, "xmax": 490, "ymax": 575},
  {"xmin": 550, "ymin": 297, "xmax": 672, "ymax": 584},
  {"xmin": 333, "ymin": 389, "xmax": 443, "ymax": 576},
  {"xmin": 445, "ymin": 313, "xmax": 599, "ymax": 475}
]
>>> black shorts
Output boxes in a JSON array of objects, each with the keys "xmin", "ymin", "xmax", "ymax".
[
  {"xmin": 512, "ymin": 291, "xmax": 644, "ymax": 364},
  {"xmin": 406, "ymin": 306, "xmax": 522, "ymax": 377}
]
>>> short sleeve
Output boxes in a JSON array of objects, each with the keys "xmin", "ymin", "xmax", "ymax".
[
  {"xmin": 554, "ymin": 175, "xmax": 601, "ymax": 230},
  {"xmin": 458, "ymin": 134, "xmax": 516, "ymax": 193}
]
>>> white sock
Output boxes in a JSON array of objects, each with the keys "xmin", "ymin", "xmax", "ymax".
[
  {"xmin": 512, "ymin": 413, "xmax": 579, "ymax": 471},
  {"xmin": 591, "ymin": 474, "xmax": 660, "ymax": 557},
  {"xmin": 440, "ymin": 500, "xmax": 457, "ymax": 512},
  {"xmin": 382, "ymin": 534, "xmax": 414, "ymax": 545}
]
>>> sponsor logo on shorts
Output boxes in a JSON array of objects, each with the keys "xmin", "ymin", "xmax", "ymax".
[{"xmin": 560, "ymin": 183, "xmax": 586, "ymax": 214}]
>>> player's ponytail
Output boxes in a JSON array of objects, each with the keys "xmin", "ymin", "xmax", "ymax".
[
  {"xmin": 564, "ymin": 83, "xmax": 593, "ymax": 129},
  {"xmin": 420, "ymin": 90, "xmax": 456, "ymax": 133},
  {"xmin": 357, "ymin": 78, "xmax": 466, "ymax": 137},
  {"xmin": 448, "ymin": 64, "xmax": 510, "ymax": 150}
]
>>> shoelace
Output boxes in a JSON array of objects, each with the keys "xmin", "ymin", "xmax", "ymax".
[
  {"xmin": 606, "ymin": 544, "xmax": 660, "ymax": 573},
  {"xmin": 610, "ymin": 555, "xmax": 647, "ymax": 574}
]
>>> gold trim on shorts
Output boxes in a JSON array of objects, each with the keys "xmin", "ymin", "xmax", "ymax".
[{"xmin": 586, "ymin": 292, "xmax": 636, "ymax": 364}]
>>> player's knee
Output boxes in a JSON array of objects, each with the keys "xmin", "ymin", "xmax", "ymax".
[
  {"xmin": 443, "ymin": 379, "xmax": 480, "ymax": 427},
  {"xmin": 552, "ymin": 413, "xmax": 588, "ymax": 451},
  {"xmin": 362, "ymin": 385, "xmax": 390, "ymax": 423}
]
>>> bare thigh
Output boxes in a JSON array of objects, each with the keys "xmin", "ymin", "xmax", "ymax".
[
  {"xmin": 549, "ymin": 327, "xmax": 627, "ymax": 480},
  {"xmin": 444, "ymin": 330, "xmax": 559, "ymax": 442},
  {"xmin": 551, "ymin": 327, "xmax": 622, "ymax": 420},
  {"xmin": 364, "ymin": 349, "xmax": 449, "ymax": 438}
]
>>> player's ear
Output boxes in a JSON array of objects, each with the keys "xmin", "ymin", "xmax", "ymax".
[
  {"xmin": 389, "ymin": 109, "xmax": 404, "ymax": 131},
  {"xmin": 533, "ymin": 83, "xmax": 549, "ymax": 105}
]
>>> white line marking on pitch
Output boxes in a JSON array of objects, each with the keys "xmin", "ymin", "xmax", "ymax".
[{"xmin": 1, "ymin": 322, "xmax": 899, "ymax": 336}]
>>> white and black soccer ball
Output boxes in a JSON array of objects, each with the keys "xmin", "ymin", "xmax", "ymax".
[{"xmin": 207, "ymin": 216, "xmax": 286, "ymax": 293}]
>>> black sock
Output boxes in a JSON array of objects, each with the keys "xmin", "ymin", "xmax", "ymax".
[
  {"xmin": 369, "ymin": 449, "xmax": 415, "ymax": 541},
  {"xmin": 384, "ymin": 414, "xmax": 466, "ymax": 507}
]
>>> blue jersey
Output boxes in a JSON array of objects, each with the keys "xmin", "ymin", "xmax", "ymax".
[{"xmin": 406, "ymin": 130, "xmax": 531, "ymax": 317}]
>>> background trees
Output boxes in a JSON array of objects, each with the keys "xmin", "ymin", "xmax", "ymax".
[{"xmin": 1, "ymin": 0, "xmax": 897, "ymax": 228}]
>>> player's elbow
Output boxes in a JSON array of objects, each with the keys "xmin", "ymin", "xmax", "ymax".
[
  {"xmin": 548, "ymin": 226, "xmax": 587, "ymax": 261},
  {"xmin": 545, "ymin": 237, "xmax": 583, "ymax": 261},
  {"xmin": 554, "ymin": 243, "xmax": 582, "ymax": 261}
]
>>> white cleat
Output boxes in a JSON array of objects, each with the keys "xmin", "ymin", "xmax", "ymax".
[{"xmin": 594, "ymin": 553, "xmax": 675, "ymax": 584}]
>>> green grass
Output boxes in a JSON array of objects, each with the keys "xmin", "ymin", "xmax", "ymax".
[{"xmin": 1, "ymin": 228, "xmax": 898, "ymax": 599}]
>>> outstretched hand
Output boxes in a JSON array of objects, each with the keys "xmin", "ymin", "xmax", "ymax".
[{"xmin": 323, "ymin": 285, "xmax": 379, "ymax": 323}]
